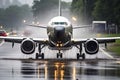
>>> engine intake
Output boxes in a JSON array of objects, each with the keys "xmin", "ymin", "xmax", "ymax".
[
  {"xmin": 21, "ymin": 38, "xmax": 36, "ymax": 54},
  {"xmin": 84, "ymin": 39, "xmax": 99, "ymax": 55}
]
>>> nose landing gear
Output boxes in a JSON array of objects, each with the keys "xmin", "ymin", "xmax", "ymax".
[{"xmin": 57, "ymin": 50, "xmax": 63, "ymax": 58}]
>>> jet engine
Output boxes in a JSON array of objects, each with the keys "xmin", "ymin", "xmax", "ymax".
[
  {"xmin": 84, "ymin": 39, "xmax": 99, "ymax": 55},
  {"xmin": 21, "ymin": 38, "xmax": 36, "ymax": 54}
]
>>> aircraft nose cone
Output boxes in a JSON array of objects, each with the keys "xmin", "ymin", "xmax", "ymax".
[{"xmin": 54, "ymin": 26, "xmax": 65, "ymax": 38}]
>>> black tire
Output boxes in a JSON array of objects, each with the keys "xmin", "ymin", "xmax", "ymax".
[
  {"xmin": 82, "ymin": 53, "xmax": 85, "ymax": 60},
  {"xmin": 77, "ymin": 53, "xmax": 80, "ymax": 60},
  {"xmin": 57, "ymin": 53, "xmax": 59, "ymax": 58},
  {"xmin": 60, "ymin": 53, "xmax": 62, "ymax": 58},
  {"xmin": 36, "ymin": 53, "xmax": 39, "ymax": 59},
  {"xmin": 41, "ymin": 53, "xmax": 44, "ymax": 59}
]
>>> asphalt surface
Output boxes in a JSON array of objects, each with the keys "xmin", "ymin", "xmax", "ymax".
[{"xmin": 0, "ymin": 27, "xmax": 120, "ymax": 80}]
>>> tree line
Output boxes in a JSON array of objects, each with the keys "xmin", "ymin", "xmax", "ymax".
[
  {"xmin": 0, "ymin": 5, "xmax": 32, "ymax": 30},
  {"xmin": 0, "ymin": 0, "xmax": 70, "ymax": 30},
  {"xmin": 71, "ymin": 0, "xmax": 120, "ymax": 26}
]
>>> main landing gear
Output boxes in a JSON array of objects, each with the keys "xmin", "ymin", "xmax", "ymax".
[
  {"xmin": 36, "ymin": 44, "xmax": 45, "ymax": 59},
  {"xmin": 57, "ymin": 50, "xmax": 63, "ymax": 58},
  {"xmin": 35, "ymin": 44, "xmax": 85, "ymax": 59},
  {"xmin": 76, "ymin": 44, "xmax": 85, "ymax": 60}
]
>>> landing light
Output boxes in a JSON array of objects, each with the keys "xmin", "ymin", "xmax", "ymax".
[
  {"xmin": 56, "ymin": 44, "xmax": 63, "ymax": 47},
  {"xmin": 56, "ymin": 44, "xmax": 59, "ymax": 47},
  {"xmin": 60, "ymin": 44, "xmax": 63, "ymax": 47}
]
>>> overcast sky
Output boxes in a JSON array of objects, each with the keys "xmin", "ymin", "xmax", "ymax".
[{"xmin": 19, "ymin": 0, "xmax": 72, "ymax": 6}]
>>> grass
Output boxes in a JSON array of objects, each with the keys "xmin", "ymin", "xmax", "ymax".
[
  {"xmin": 103, "ymin": 33, "xmax": 120, "ymax": 37},
  {"xmin": 108, "ymin": 46, "xmax": 120, "ymax": 56},
  {"xmin": 103, "ymin": 34, "xmax": 120, "ymax": 56}
]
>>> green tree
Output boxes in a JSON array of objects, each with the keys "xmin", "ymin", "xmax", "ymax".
[
  {"xmin": 85, "ymin": 0, "xmax": 96, "ymax": 23},
  {"xmin": 93, "ymin": 0, "xmax": 114, "ymax": 23},
  {"xmin": 71, "ymin": 0, "xmax": 96, "ymax": 24},
  {"xmin": 0, "ymin": 5, "xmax": 32, "ymax": 29},
  {"xmin": 0, "ymin": 8, "xmax": 5, "ymax": 26},
  {"xmin": 112, "ymin": 0, "xmax": 120, "ymax": 25},
  {"xmin": 71, "ymin": 0, "xmax": 120, "ymax": 26},
  {"xmin": 32, "ymin": 0, "xmax": 58, "ymax": 18},
  {"xmin": 71, "ymin": 0, "xmax": 83, "ymax": 24},
  {"xmin": 93, "ymin": 0, "xmax": 120, "ymax": 25}
]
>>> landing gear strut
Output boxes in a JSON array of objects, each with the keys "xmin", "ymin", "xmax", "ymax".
[
  {"xmin": 36, "ymin": 44, "xmax": 45, "ymax": 59},
  {"xmin": 76, "ymin": 44, "xmax": 85, "ymax": 60},
  {"xmin": 57, "ymin": 50, "xmax": 63, "ymax": 58}
]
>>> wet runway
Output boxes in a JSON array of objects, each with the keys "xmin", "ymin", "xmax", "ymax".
[
  {"xmin": 0, "ymin": 27, "xmax": 120, "ymax": 80},
  {"xmin": 0, "ymin": 41, "xmax": 120, "ymax": 80},
  {"xmin": 0, "ymin": 58, "xmax": 120, "ymax": 80}
]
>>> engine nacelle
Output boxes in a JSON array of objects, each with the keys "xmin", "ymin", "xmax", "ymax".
[
  {"xmin": 21, "ymin": 38, "xmax": 36, "ymax": 54},
  {"xmin": 84, "ymin": 39, "xmax": 99, "ymax": 55}
]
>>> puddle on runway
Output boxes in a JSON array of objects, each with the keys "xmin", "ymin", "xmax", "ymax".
[{"xmin": 0, "ymin": 60, "xmax": 120, "ymax": 80}]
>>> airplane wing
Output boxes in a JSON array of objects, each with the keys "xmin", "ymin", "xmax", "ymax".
[
  {"xmin": 29, "ymin": 25, "xmax": 47, "ymax": 29},
  {"xmin": 0, "ymin": 36, "xmax": 48, "ymax": 44},
  {"xmin": 73, "ymin": 25, "xmax": 92, "ymax": 29},
  {"xmin": 72, "ymin": 37, "xmax": 120, "ymax": 45}
]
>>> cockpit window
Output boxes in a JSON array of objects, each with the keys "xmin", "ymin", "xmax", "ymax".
[{"xmin": 52, "ymin": 22, "xmax": 68, "ymax": 25}]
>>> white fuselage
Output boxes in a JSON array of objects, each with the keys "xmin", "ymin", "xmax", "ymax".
[{"xmin": 47, "ymin": 16, "xmax": 73, "ymax": 49}]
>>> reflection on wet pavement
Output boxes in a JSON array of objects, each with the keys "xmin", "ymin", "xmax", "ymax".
[{"xmin": 0, "ymin": 60, "xmax": 120, "ymax": 80}]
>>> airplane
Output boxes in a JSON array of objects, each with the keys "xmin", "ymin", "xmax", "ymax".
[{"xmin": 0, "ymin": 0, "xmax": 120, "ymax": 59}]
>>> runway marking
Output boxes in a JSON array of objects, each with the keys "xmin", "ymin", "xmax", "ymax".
[{"xmin": 100, "ymin": 48, "xmax": 114, "ymax": 59}]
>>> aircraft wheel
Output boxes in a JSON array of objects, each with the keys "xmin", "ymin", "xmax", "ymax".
[
  {"xmin": 36, "ymin": 53, "xmax": 39, "ymax": 59},
  {"xmin": 41, "ymin": 53, "xmax": 44, "ymax": 59},
  {"xmin": 60, "ymin": 53, "xmax": 62, "ymax": 58},
  {"xmin": 77, "ymin": 53, "xmax": 85, "ymax": 60},
  {"xmin": 57, "ymin": 53, "xmax": 62, "ymax": 58},
  {"xmin": 82, "ymin": 53, "xmax": 85, "ymax": 60},
  {"xmin": 77, "ymin": 53, "xmax": 80, "ymax": 60},
  {"xmin": 57, "ymin": 53, "xmax": 58, "ymax": 58}
]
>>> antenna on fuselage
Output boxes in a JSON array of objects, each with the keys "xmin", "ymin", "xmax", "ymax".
[{"xmin": 59, "ymin": 0, "xmax": 62, "ymax": 16}]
